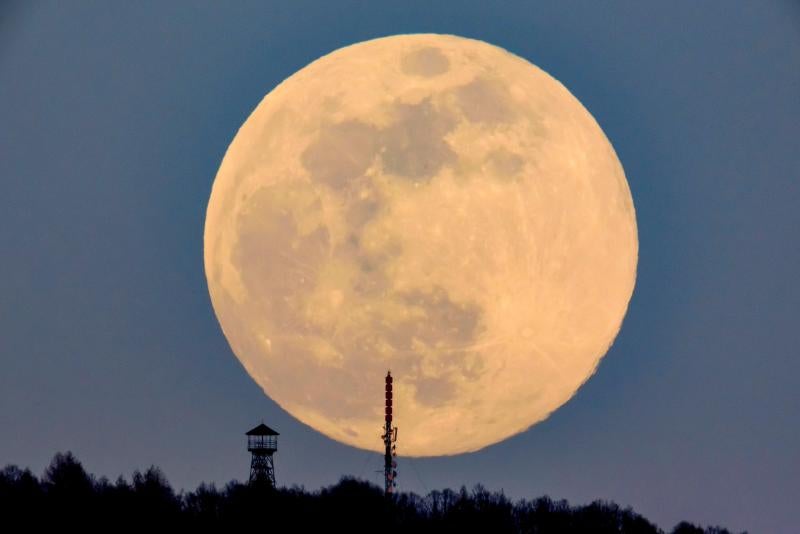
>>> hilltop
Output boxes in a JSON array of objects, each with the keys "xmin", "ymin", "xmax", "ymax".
[{"xmin": 0, "ymin": 452, "xmax": 742, "ymax": 533}]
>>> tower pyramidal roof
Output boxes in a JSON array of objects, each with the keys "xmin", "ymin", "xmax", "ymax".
[{"xmin": 246, "ymin": 423, "xmax": 279, "ymax": 436}]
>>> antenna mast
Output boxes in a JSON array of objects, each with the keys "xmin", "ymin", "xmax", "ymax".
[{"xmin": 382, "ymin": 371, "xmax": 398, "ymax": 495}]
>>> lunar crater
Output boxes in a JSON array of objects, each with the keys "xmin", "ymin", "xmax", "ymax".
[
  {"xmin": 485, "ymin": 147, "xmax": 525, "ymax": 180},
  {"xmin": 401, "ymin": 46, "xmax": 450, "ymax": 78},
  {"xmin": 455, "ymin": 76, "xmax": 516, "ymax": 124},
  {"xmin": 301, "ymin": 119, "xmax": 379, "ymax": 190},
  {"xmin": 380, "ymin": 98, "xmax": 459, "ymax": 181}
]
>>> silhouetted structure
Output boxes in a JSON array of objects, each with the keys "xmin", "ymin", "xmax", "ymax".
[
  {"xmin": 382, "ymin": 371, "xmax": 398, "ymax": 495},
  {"xmin": 246, "ymin": 423, "xmax": 278, "ymax": 487}
]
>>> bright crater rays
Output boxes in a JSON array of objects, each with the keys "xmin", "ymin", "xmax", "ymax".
[{"xmin": 204, "ymin": 34, "xmax": 638, "ymax": 456}]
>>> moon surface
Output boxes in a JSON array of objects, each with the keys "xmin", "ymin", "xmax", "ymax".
[{"xmin": 204, "ymin": 34, "xmax": 638, "ymax": 456}]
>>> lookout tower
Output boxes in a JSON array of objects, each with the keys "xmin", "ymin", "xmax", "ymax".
[{"xmin": 246, "ymin": 423, "xmax": 278, "ymax": 487}]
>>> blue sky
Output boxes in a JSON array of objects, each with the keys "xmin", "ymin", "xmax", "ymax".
[{"xmin": 1, "ymin": 2, "xmax": 798, "ymax": 532}]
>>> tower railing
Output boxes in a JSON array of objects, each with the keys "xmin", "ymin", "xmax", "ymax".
[{"xmin": 248, "ymin": 435, "xmax": 277, "ymax": 451}]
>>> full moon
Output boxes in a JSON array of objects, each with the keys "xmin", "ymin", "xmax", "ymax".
[{"xmin": 204, "ymin": 34, "xmax": 637, "ymax": 456}]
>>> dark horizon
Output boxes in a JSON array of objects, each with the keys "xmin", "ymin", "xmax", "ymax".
[{"xmin": 0, "ymin": 450, "xmax": 742, "ymax": 534}]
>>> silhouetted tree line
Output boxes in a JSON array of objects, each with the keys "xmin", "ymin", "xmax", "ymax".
[{"xmin": 0, "ymin": 452, "xmax": 743, "ymax": 533}]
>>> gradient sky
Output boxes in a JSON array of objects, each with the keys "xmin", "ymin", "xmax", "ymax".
[{"xmin": 1, "ymin": 2, "xmax": 798, "ymax": 533}]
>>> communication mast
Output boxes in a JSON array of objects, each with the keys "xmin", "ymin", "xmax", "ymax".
[
  {"xmin": 382, "ymin": 371, "xmax": 398, "ymax": 496},
  {"xmin": 246, "ymin": 423, "xmax": 278, "ymax": 487}
]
